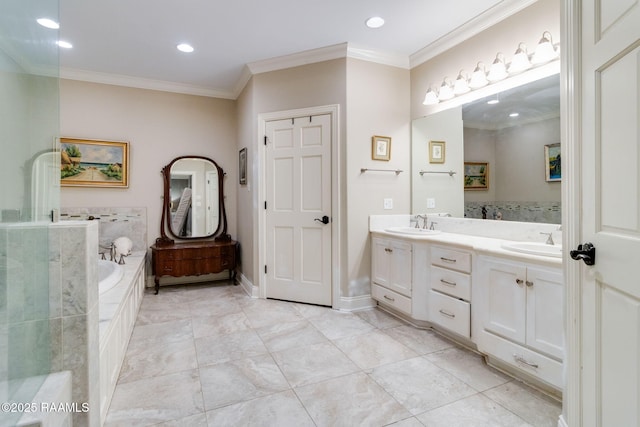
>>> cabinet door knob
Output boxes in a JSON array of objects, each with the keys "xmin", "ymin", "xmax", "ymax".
[
  {"xmin": 516, "ymin": 278, "xmax": 524, "ymax": 285},
  {"xmin": 526, "ymin": 280, "xmax": 534, "ymax": 287},
  {"xmin": 384, "ymin": 248, "xmax": 393, "ymax": 253}
]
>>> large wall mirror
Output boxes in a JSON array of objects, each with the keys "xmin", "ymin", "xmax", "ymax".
[
  {"xmin": 158, "ymin": 155, "xmax": 230, "ymax": 243},
  {"xmin": 412, "ymin": 70, "xmax": 561, "ymax": 224}
]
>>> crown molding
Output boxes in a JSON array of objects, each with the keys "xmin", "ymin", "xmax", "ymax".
[
  {"xmin": 410, "ymin": 0, "xmax": 539, "ymax": 68},
  {"xmin": 346, "ymin": 44, "xmax": 410, "ymax": 69},
  {"xmin": 246, "ymin": 43, "xmax": 349, "ymax": 75},
  {"xmin": 60, "ymin": 67, "xmax": 236, "ymax": 99}
]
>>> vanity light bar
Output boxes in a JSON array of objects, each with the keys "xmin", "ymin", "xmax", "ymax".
[{"xmin": 423, "ymin": 31, "xmax": 560, "ymax": 106}]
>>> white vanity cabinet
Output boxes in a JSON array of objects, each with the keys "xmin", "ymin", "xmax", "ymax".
[
  {"xmin": 428, "ymin": 245, "xmax": 472, "ymax": 338},
  {"xmin": 476, "ymin": 255, "xmax": 564, "ymax": 389},
  {"xmin": 371, "ymin": 236, "xmax": 412, "ymax": 315}
]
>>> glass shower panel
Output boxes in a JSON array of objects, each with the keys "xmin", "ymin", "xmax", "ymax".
[{"xmin": 0, "ymin": 0, "xmax": 60, "ymax": 424}]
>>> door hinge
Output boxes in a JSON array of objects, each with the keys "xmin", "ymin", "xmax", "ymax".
[{"xmin": 264, "ymin": 265, "xmax": 267, "ymax": 274}]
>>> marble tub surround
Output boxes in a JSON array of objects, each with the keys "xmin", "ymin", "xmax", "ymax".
[
  {"xmin": 370, "ymin": 214, "xmax": 562, "ymax": 244},
  {"xmin": 49, "ymin": 221, "xmax": 101, "ymax": 426},
  {"xmin": 60, "ymin": 207, "xmax": 147, "ymax": 253},
  {"xmin": 105, "ymin": 283, "xmax": 561, "ymax": 426}
]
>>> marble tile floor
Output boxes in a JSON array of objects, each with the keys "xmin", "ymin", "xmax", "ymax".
[{"xmin": 104, "ymin": 282, "xmax": 561, "ymax": 427}]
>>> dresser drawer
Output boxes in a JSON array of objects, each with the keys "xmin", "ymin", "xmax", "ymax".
[
  {"xmin": 431, "ymin": 246, "xmax": 471, "ymax": 273},
  {"xmin": 430, "ymin": 265, "xmax": 471, "ymax": 301},
  {"xmin": 372, "ymin": 284, "xmax": 412, "ymax": 316},
  {"xmin": 428, "ymin": 290, "xmax": 470, "ymax": 338}
]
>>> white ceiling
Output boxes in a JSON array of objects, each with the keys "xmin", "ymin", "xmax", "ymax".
[{"xmin": 55, "ymin": 0, "xmax": 532, "ymax": 98}]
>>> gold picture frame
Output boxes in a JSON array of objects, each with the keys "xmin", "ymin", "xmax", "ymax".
[
  {"xmin": 429, "ymin": 140, "xmax": 446, "ymax": 163},
  {"xmin": 464, "ymin": 162, "xmax": 489, "ymax": 190},
  {"xmin": 60, "ymin": 138, "xmax": 129, "ymax": 188},
  {"xmin": 372, "ymin": 135, "xmax": 391, "ymax": 161}
]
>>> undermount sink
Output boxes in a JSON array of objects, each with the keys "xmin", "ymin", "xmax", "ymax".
[
  {"xmin": 384, "ymin": 226, "xmax": 442, "ymax": 236},
  {"xmin": 501, "ymin": 241, "xmax": 563, "ymax": 258}
]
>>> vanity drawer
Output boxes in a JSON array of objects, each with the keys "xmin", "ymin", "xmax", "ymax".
[
  {"xmin": 479, "ymin": 330, "xmax": 563, "ymax": 389},
  {"xmin": 372, "ymin": 284, "xmax": 412, "ymax": 316},
  {"xmin": 431, "ymin": 246, "xmax": 471, "ymax": 273},
  {"xmin": 428, "ymin": 290, "xmax": 470, "ymax": 338},
  {"xmin": 430, "ymin": 265, "xmax": 471, "ymax": 301}
]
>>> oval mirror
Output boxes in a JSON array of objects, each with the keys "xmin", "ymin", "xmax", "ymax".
[{"xmin": 159, "ymin": 156, "xmax": 229, "ymax": 241}]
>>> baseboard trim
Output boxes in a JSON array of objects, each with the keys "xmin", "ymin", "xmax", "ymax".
[
  {"xmin": 338, "ymin": 295, "xmax": 376, "ymax": 312},
  {"xmin": 237, "ymin": 271, "xmax": 259, "ymax": 298},
  {"xmin": 557, "ymin": 415, "xmax": 568, "ymax": 427}
]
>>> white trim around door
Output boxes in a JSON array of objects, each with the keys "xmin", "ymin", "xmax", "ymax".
[{"xmin": 257, "ymin": 104, "xmax": 341, "ymax": 309}]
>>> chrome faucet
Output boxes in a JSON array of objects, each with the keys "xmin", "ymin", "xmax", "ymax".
[
  {"xmin": 430, "ymin": 221, "xmax": 437, "ymax": 231},
  {"xmin": 415, "ymin": 214, "xmax": 428, "ymax": 229},
  {"xmin": 540, "ymin": 232, "xmax": 554, "ymax": 245}
]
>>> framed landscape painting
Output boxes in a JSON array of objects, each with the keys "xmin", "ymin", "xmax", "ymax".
[
  {"xmin": 60, "ymin": 138, "xmax": 129, "ymax": 188},
  {"xmin": 545, "ymin": 143, "xmax": 561, "ymax": 182},
  {"xmin": 464, "ymin": 162, "xmax": 489, "ymax": 190}
]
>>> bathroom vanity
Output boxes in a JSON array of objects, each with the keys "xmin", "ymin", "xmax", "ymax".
[{"xmin": 370, "ymin": 216, "xmax": 563, "ymax": 394}]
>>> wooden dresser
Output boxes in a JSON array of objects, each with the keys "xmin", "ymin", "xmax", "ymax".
[{"xmin": 150, "ymin": 240, "xmax": 237, "ymax": 294}]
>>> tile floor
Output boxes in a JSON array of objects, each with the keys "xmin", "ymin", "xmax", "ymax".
[{"xmin": 104, "ymin": 282, "xmax": 562, "ymax": 426}]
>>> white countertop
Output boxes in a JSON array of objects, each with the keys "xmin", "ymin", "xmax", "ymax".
[{"xmin": 370, "ymin": 229, "xmax": 563, "ymax": 267}]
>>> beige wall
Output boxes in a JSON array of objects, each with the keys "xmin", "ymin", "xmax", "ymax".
[
  {"xmin": 346, "ymin": 58, "xmax": 410, "ymax": 298},
  {"xmin": 60, "ymin": 80, "xmax": 238, "ymax": 249},
  {"xmin": 412, "ymin": 107, "xmax": 464, "ymax": 216},
  {"xmin": 411, "ymin": 0, "xmax": 560, "ymax": 119},
  {"xmin": 237, "ymin": 59, "xmax": 347, "ymax": 290}
]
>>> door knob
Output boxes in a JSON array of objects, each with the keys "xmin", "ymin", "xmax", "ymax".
[
  {"xmin": 314, "ymin": 215, "xmax": 330, "ymax": 225},
  {"xmin": 570, "ymin": 242, "xmax": 596, "ymax": 266}
]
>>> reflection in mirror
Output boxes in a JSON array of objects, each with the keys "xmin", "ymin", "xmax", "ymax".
[
  {"xmin": 412, "ymin": 72, "xmax": 561, "ymax": 224},
  {"xmin": 169, "ymin": 158, "xmax": 219, "ymax": 237},
  {"xmin": 463, "ymin": 74, "xmax": 560, "ymax": 223}
]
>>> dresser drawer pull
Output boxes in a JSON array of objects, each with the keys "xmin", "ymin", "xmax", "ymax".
[
  {"xmin": 513, "ymin": 354, "xmax": 539, "ymax": 369},
  {"xmin": 384, "ymin": 248, "xmax": 393, "ymax": 253},
  {"xmin": 440, "ymin": 257, "xmax": 457, "ymax": 263},
  {"xmin": 383, "ymin": 295, "xmax": 395, "ymax": 302},
  {"xmin": 438, "ymin": 309, "xmax": 455, "ymax": 318},
  {"xmin": 440, "ymin": 279, "xmax": 456, "ymax": 287}
]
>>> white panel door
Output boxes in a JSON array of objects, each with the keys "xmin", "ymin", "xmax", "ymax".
[
  {"xmin": 265, "ymin": 114, "xmax": 332, "ymax": 306},
  {"xmin": 579, "ymin": 1, "xmax": 640, "ymax": 425}
]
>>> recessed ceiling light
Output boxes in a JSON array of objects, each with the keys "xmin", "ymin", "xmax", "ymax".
[
  {"xmin": 509, "ymin": 112, "xmax": 520, "ymax": 117},
  {"xmin": 177, "ymin": 43, "xmax": 194, "ymax": 53},
  {"xmin": 56, "ymin": 40, "xmax": 73, "ymax": 49},
  {"xmin": 487, "ymin": 99, "xmax": 499, "ymax": 105},
  {"xmin": 37, "ymin": 18, "xmax": 60, "ymax": 29},
  {"xmin": 365, "ymin": 16, "xmax": 385, "ymax": 29}
]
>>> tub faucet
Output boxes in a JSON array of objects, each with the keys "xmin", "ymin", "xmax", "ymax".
[{"xmin": 540, "ymin": 232, "xmax": 554, "ymax": 245}]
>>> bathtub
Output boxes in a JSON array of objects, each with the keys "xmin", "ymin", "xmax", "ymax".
[
  {"xmin": 98, "ymin": 259, "xmax": 124, "ymax": 294},
  {"xmin": 98, "ymin": 252, "xmax": 146, "ymax": 425}
]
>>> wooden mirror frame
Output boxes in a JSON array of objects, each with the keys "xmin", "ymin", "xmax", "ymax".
[{"xmin": 156, "ymin": 155, "xmax": 230, "ymax": 245}]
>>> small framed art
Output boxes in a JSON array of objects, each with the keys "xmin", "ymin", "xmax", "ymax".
[
  {"xmin": 544, "ymin": 143, "xmax": 561, "ymax": 182},
  {"xmin": 239, "ymin": 147, "xmax": 247, "ymax": 185},
  {"xmin": 429, "ymin": 140, "xmax": 445, "ymax": 163},
  {"xmin": 372, "ymin": 135, "xmax": 391, "ymax": 161},
  {"xmin": 464, "ymin": 162, "xmax": 489, "ymax": 190}
]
